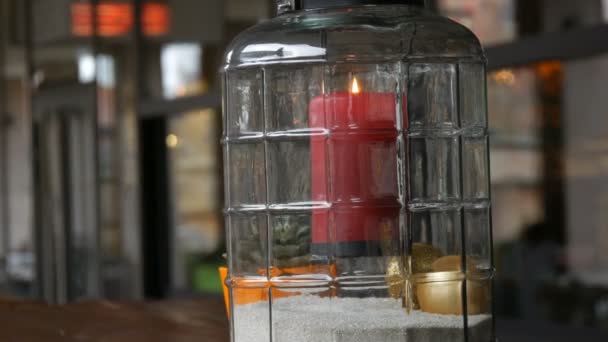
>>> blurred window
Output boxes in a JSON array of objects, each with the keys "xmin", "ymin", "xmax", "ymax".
[
  {"xmin": 488, "ymin": 54, "xmax": 608, "ymax": 329},
  {"xmin": 438, "ymin": 0, "xmax": 516, "ymax": 45},
  {"xmin": 161, "ymin": 43, "xmax": 204, "ymax": 99},
  {"xmin": 168, "ymin": 109, "xmax": 223, "ymax": 293}
]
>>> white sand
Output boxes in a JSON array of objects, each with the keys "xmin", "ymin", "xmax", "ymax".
[{"xmin": 233, "ymin": 296, "xmax": 492, "ymax": 342}]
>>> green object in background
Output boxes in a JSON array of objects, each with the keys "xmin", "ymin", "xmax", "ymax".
[{"xmin": 193, "ymin": 263, "xmax": 223, "ymax": 293}]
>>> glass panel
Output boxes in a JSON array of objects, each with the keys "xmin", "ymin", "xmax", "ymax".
[
  {"xmin": 230, "ymin": 142, "xmax": 266, "ymax": 207},
  {"xmin": 227, "ymin": 69, "xmax": 264, "ymax": 137},
  {"xmin": 466, "ymin": 281, "xmax": 494, "ymax": 342},
  {"xmin": 229, "ymin": 213, "xmax": 268, "ymax": 278},
  {"xmin": 267, "ymin": 140, "xmax": 312, "ymax": 205},
  {"xmin": 464, "ymin": 205, "xmax": 493, "ymax": 341},
  {"xmin": 324, "ymin": 63, "xmax": 401, "ymax": 299},
  {"xmin": 459, "ymin": 63, "xmax": 487, "ymax": 129},
  {"xmin": 409, "ymin": 137, "xmax": 461, "ymax": 202},
  {"xmin": 410, "ymin": 208, "xmax": 462, "ymax": 260},
  {"xmin": 464, "ymin": 207, "xmax": 492, "ymax": 271},
  {"xmin": 265, "ymin": 66, "xmax": 324, "ymax": 131},
  {"xmin": 408, "ymin": 63, "xmax": 458, "ymax": 130},
  {"xmin": 462, "ymin": 137, "xmax": 490, "ymax": 200},
  {"xmin": 229, "ymin": 213, "xmax": 270, "ymax": 341}
]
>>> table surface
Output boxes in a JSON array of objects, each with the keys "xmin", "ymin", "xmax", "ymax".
[
  {"xmin": 2, "ymin": 297, "xmax": 607, "ymax": 341},
  {"xmin": 0, "ymin": 297, "xmax": 230, "ymax": 342}
]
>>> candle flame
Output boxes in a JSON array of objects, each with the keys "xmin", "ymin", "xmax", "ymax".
[{"xmin": 351, "ymin": 77, "xmax": 361, "ymax": 94}]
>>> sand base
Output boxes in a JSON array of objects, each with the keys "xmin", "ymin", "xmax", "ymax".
[{"xmin": 233, "ymin": 296, "xmax": 492, "ymax": 342}]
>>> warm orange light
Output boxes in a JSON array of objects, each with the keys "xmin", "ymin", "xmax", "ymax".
[
  {"xmin": 72, "ymin": 2, "xmax": 170, "ymax": 38},
  {"xmin": 492, "ymin": 69, "xmax": 515, "ymax": 86},
  {"xmin": 143, "ymin": 3, "xmax": 171, "ymax": 37},
  {"xmin": 351, "ymin": 77, "xmax": 361, "ymax": 94}
]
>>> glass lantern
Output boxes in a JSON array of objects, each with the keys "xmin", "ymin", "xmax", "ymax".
[{"xmin": 222, "ymin": 0, "xmax": 494, "ymax": 341}]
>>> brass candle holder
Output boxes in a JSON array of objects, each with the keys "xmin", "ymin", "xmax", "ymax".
[
  {"xmin": 415, "ymin": 255, "xmax": 491, "ymax": 315},
  {"xmin": 385, "ymin": 247, "xmax": 491, "ymax": 316},
  {"xmin": 414, "ymin": 271, "xmax": 490, "ymax": 315},
  {"xmin": 385, "ymin": 243, "xmax": 443, "ymax": 308}
]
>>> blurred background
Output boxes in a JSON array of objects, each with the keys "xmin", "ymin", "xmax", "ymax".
[{"xmin": 0, "ymin": 0, "xmax": 607, "ymax": 336}]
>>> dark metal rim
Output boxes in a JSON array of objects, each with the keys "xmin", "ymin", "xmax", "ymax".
[{"xmin": 297, "ymin": 0, "xmax": 426, "ymax": 10}]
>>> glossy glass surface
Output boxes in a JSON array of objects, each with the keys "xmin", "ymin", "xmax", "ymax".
[{"xmin": 223, "ymin": 4, "xmax": 492, "ymax": 341}]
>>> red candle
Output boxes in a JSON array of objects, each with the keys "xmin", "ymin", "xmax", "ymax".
[{"xmin": 310, "ymin": 78, "xmax": 405, "ymax": 257}]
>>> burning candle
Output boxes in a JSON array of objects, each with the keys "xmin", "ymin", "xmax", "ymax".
[{"xmin": 310, "ymin": 77, "xmax": 405, "ymax": 257}]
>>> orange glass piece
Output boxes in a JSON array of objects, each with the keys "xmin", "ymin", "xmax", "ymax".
[{"xmin": 219, "ymin": 264, "xmax": 337, "ymax": 318}]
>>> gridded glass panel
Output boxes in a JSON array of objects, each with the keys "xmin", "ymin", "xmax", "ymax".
[
  {"xmin": 325, "ymin": 63, "xmax": 400, "ymax": 131},
  {"xmin": 465, "ymin": 205, "xmax": 493, "ymax": 342},
  {"xmin": 229, "ymin": 213, "xmax": 268, "ymax": 277},
  {"xmin": 464, "ymin": 206, "xmax": 492, "ymax": 271},
  {"xmin": 229, "ymin": 143, "xmax": 266, "ymax": 207},
  {"xmin": 269, "ymin": 211, "xmax": 333, "ymax": 288},
  {"xmin": 330, "ymin": 207, "xmax": 401, "ymax": 256},
  {"xmin": 408, "ymin": 63, "xmax": 458, "ymax": 129},
  {"xmin": 326, "ymin": 29, "xmax": 404, "ymax": 61},
  {"xmin": 267, "ymin": 140, "xmax": 313, "ymax": 205},
  {"xmin": 459, "ymin": 63, "xmax": 487, "ymax": 129},
  {"xmin": 334, "ymin": 256, "xmax": 395, "ymax": 298},
  {"xmin": 265, "ymin": 66, "xmax": 324, "ymax": 131},
  {"xmin": 409, "ymin": 208, "xmax": 462, "ymax": 264},
  {"xmin": 328, "ymin": 137, "xmax": 399, "ymax": 203},
  {"xmin": 331, "ymin": 206, "xmax": 401, "ymax": 298},
  {"xmin": 227, "ymin": 69, "xmax": 264, "ymax": 137},
  {"xmin": 409, "ymin": 137, "xmax": 461, "ymax": 202},
  {"xmin": 466, "ymin": 280, "xmax": 494, "ymax": 342},
  {"xmin": 270, "ymin": 213, "xmax": 312, "ymax": 274},
  {"xmin": 462, "ymin": 137, "xmax": 490, "ymax": 200}
]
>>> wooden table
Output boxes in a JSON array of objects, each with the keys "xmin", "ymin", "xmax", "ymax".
[
  {"xmin": 0, "ymin": 297, "xmax": 230, "ymax": 341},
  {"xmin": 3, "ymin": 296, "xmax": 607, "ymax": 341}
]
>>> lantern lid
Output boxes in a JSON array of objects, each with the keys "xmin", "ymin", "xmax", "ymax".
[{"xmin": 296, "ymin": 0, "xmax": 427, "ymax": 10}]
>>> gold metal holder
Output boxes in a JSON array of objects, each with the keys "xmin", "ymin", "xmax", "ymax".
[
  {"xmin": 385, "ymin": 244, "xmax": 491, "ymax": 316},
  {"xmin": 414, "ymin": 271, "xmax": 491, "ymax": 315}
]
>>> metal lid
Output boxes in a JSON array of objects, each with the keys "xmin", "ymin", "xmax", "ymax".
[{"xmin": 297, "ymin": 0, "xmax": 427, "ymax": 10}]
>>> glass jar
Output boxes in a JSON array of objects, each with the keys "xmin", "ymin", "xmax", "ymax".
[{"xmin": 222, "ymin": 0, "xmax": 494, "ymax": 341}]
